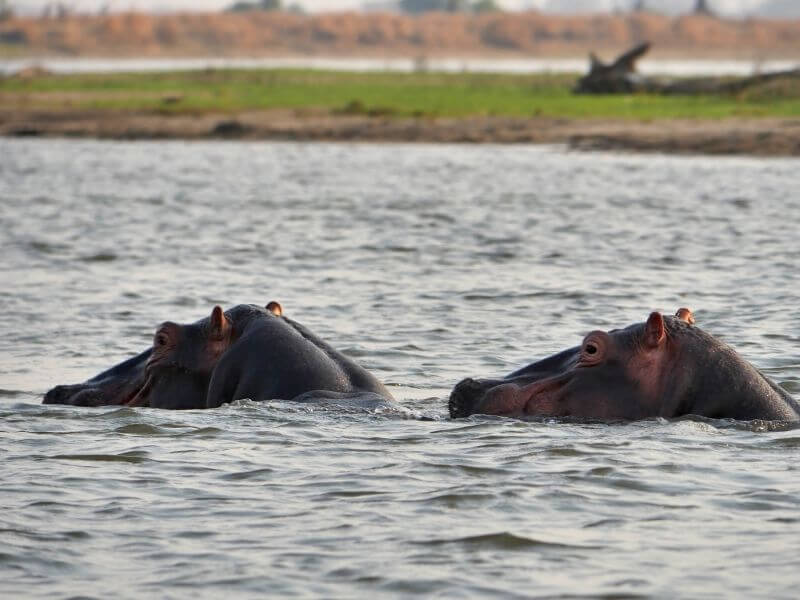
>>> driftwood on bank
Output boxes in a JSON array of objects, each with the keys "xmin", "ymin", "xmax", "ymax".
[
  {"xmin": 574, "ymin": 42, "xmax": 800, "ymax": 95},
  {"xmin": 574, "ymin": 42, "xmax": 652, "ymax": 93}
]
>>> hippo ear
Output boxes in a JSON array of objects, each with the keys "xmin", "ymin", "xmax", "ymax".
[
  {"xmin": 644, "ymin": 312, "xmax": 665, "ymax": 348},
  {"xmin": 209, "ymin": 305, "xmax": 230, "ymax": 340},
  {"xmin": 675, "ymin": 307, "xmax": 695, "ymax": 325},
  {"xmin": 266, "ymin": 301, "xmax": 283, "ymax": 317}
]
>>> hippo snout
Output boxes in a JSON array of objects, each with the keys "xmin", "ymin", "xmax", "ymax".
[
  {"xmin": 43, "ymin": 384, "xmax": 105, "ymax": 406},
  {"xmin": 43, "ymin": 384, "xmax": 77, "ymax": 405},
  {"xmin": 449, "ymin": 377, "xmax": 486, "ymax": 419}
]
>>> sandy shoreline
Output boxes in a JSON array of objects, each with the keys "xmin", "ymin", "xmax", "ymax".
[{"xmin": 2, "ymin": 109, "xmax": 799, "ymax": 155}]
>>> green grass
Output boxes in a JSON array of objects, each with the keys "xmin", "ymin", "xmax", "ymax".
[{"xmin": 2, "ymin": 68, "xmax": 799, "ymax": 119}]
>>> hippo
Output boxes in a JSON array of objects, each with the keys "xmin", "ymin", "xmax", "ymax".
[
  {"xmin": 44, "ymin": 303, "xmax": 394, "ymax": 410},
  {"xmin": 449, "ymin": 309, "xmax": 800, "ymax": 422}
]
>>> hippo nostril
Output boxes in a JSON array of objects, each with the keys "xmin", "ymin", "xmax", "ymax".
[
  {"xmin": 449, "ymin": 378, "xmax": 484, "ymax": 419},
  {"xmin": 43, "ymin": 385, "xmax": 72, "ymax": 404},
  {"xmin": 448, "ymin": 390, "xmax": 468, "ymax": 419}
]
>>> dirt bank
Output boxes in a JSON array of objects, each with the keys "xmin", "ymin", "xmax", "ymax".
[
  {"xmin": 2, "ymin": 108, "xmax": 799, "ymax": 155},
  {"xmin": 1, "ymin": 12, "xmax": 799, "ymax": 60}
]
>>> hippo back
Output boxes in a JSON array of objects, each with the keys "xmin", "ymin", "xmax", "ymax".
[{"xmin": 205, "ymin": 307, "xmax": 391, "ymax": 407}]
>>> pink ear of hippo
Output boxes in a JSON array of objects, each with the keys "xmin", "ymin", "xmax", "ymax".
[
  {"xmin": 209, "ymin": 305, "xmax": 231, "ymax": 340},
  {"xmin": 675, "ymin": 307, "xmax": 695, "ymax": 325},
  {"xmin": 644, "ymin": 312, "xmax": 666, "ymax": 347},
  {"xmin": 266, "ymin": 301, "xmax": 283, "ymax": 317}
]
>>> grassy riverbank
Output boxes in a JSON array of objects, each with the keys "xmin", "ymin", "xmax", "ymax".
[
  {"xmin": 2, "ymin": 69, "xmax": 800, "ymax": 154},
  {"xmin": 3, "ymin": 69, "xmax": 800, "ymax": 119}
]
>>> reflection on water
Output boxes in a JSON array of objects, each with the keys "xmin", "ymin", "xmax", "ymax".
[{"xmin": 1, "ymin": 139, "xmax": 800, "ymax": 598}]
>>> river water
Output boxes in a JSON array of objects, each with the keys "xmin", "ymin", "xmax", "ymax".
[
  {"xmin": 2, "ymin": 139, "xmax": 800, "ymax": 598},
  {"xmin": 3, "ymin": 56, "xmax": 798, "ymax": 77}
]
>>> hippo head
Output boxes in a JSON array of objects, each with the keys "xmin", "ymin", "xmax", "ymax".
[
  {"xmin": 450, "ymin": 309, "xmax": 705, "ymax": 420},
  {"xmin": 43, "ymin": 302, "xmax": 285, "ymax": 409},
  {"xmin": 125, "ymin": 305, "xmax": 235, "ymax": 409}
]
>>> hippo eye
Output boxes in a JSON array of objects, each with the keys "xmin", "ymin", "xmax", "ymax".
[
  {"xmin": 155, "ymin": 334, "xmax": 168, "ymax": 347},
  {"xmin": 580, "ymin": 333, "xmax": 607, "ymax": 365}
]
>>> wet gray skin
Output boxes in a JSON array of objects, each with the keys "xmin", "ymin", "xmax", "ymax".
[{"xmin": 449, "ymin": 310, "xmax": 800, "ymax": 422}]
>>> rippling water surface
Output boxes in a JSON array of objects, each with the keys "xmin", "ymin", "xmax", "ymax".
[{"xmin": 2, "ymin": 139, "xmax": 800, "ymax": 598}]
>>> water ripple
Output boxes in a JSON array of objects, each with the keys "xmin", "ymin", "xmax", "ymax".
[
  {"xmin": 2, "ymin": 140, "xmax": 800, "ymax": 599},
  {"xmin": 414, "ymin": 532, "xmax": 600, "ymax": 551},
  {"xmin": 47, "ymin": 452, "xmax": 150, "ymax": 463}
]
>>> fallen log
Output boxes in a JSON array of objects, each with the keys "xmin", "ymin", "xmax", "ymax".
[
  {"xmin": 656, "ymin": 67, "xmax": 800, "ymax": 95},
  {"xmin": 573, "ymin": 41, "xmax": 651, "ymax": 94},
  {"xmin": 574, "ymin": 42, "xmax": 800, "ymax": 95}
]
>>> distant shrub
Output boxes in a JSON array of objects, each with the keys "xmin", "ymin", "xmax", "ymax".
[
  {"xmin": 472, "ymin": 0, "xmax": 500, "ymax": 13},
  {"xmin": 227, "ymin": 0, "xmax": 282, "ymax": 12},
  {"xmin": 0, "ymin": 28, "xmax": 26, "ymax": 43}
]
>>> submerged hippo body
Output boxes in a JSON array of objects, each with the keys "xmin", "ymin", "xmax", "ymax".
[
  {"xmin": 44, "ymin": 303, "xmax": 393, "ymax": 409},
  {"xmin": 450, "ymin": 309, "xmax": 800, "ymax": 422}
]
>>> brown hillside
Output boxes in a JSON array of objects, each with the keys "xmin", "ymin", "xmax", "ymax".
[{"xmin": 1, "ymin": 11, "xmax": 799, "ymax": 59}]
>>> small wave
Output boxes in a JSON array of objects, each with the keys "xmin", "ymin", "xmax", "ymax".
[
  {"xmin": 544, "ymin": 446, "xmax": 594, "ymax": 458},
  {"xmin": 28, "ymin": 240, "xmax": 70, "ymax": 254},
  {"xmin": 80, "ymin": 252, "xmax": 118, "ymax": 262},
  {"xmin": 417, "ymin": 461, "xmax": 512, "ymax": 476},
  {"xmin": 219, "ymin": 467, "xmax": 274, "ymax": 481},
  {"xmin": 175, "ymin": 426, "xmax": 223, "ymax": 438},
  {"xmin": 0, "ymin": 527, "xmax": 91, "ymax": 542},
  {"xmin": 315, "ymin": 489, "xmax": 388, "ymax": 499},
  {"xmin": 422, "ymin": 492, "xmax": 495, "ymax": 507},
  {"xmin": 413, "ymin": 532, "xmax": 598, "ymax": 551},
  {"xmin": 431, "ymin": 419, "xmax": 518, "ymax": 434},
  {"xmin": 173, "ymin": 530, "xmax": 218, "ymax": 539},
  {"xmin": 48, "ymin": 451, "xmax": 149, "ymax": 463},
  {"xmin": 765, "ymin": 436, "xmax": 800, "ymax": 448},
  {"xmin": 235, "ymin": 395, "xmax": 416, "ymax": 419},
  {"xmin": 710, "ymin": 418, "xmax": 800, "ymax": 433},
  {"xmin": 115, "ymin": 424, "xmax": 167, "ymax": 435},
  {"xmin": 85, "ymin": 407, "xmax": 142, "ymax": 419},
  {"xmin": 583, "ymin": 518, "xmax": 627, "ymax": 529},
  {"xmin": 462, "ymin": 290, "xmax": 586, "ymax": 302},
  {"xmin": 667, "ymin": 418, "xmax": 722, "ymax": 434}
]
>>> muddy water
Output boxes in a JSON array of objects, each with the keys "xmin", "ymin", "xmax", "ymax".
[{"xmin": 2, "ymin": 139, "xmax": 800, "ymax": 598}]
